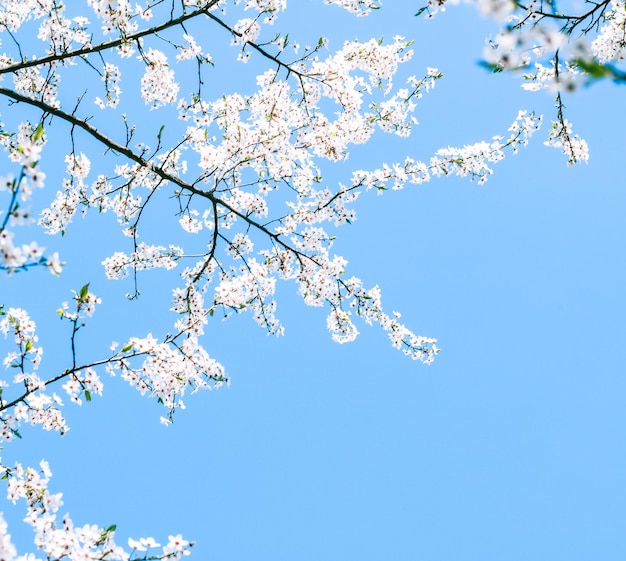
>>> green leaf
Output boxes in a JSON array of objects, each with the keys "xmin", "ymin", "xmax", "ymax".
[
  {"xmin": 157, "ymin": 124, "xmax": 165, "ymax": 142},
  {"xmin": 32, "ymin": 124, "xmax": 44, "ymax": 143},
  {"xmin": 575, "ymin": 57, "xmax": 613, "ymax": 79},
  {"xmin": 121, "ymin": 343, "xmax": 134, "ymax": 353},
  {"xmin": 478, "ymin": 60, "xmax": 504, "ymax": 74},
  {"xmin": 96, "ymin": 524, "xmax": 117, "ymax": 546},
  {"xmin": 414, "ymin": 6, "xmax": 428, "ymax": 16},
  {"xmin": 84, "ymin": 390, "xmax": 91, "ymax": 402},
  {"xmin": 79, "ymin": 283, "xmax": 90, "ymax": 301}
]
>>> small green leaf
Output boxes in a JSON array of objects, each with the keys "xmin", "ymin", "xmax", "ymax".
[
  {"xmin": 121, "ymin": 343, "xmax": 134, "ymax": 353},
  {"xmin": 79, "ymin": 283, "xmax": 90, "ymax": 301},
  {"xmin": 478, "ymin": 60, "xmax": 504, "ymax": 73},
  {"xmin": 84, "ymin": 390, "xmax": 91, "ymax": 402},
  {"xmin": 414, "ymin": 6, "xmax": 428, "ymax": 16},
  {"xmin": 98, "ymin": 524, "xmax": 117, "ymax": 543},
  {"xmin": 32, "ymin": 124, "xmax": 44, "ymax": 143}
]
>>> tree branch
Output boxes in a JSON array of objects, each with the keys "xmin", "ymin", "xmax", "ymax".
[{"xmin": 0, "ymin": 0, "xmax": 221, "ymax": 75}]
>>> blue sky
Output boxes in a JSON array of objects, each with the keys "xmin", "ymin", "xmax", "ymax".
[{"xmin": 2, "ymin": 2, "xmax": 626, "ymax": 560}]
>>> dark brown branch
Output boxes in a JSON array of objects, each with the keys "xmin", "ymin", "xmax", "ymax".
[
  {"xmin": 0, "ymin": 0, "xmax": 221, "ymax": 76},
  {"xmin": 205, "ymin": 12, "xmax": 312, "ymax": 79},
  {"xmin": 0, "ymin": 85, "xmax": 318, "ymax": 270}
]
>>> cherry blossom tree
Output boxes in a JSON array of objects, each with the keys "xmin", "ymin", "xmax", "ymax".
[{"xmin": 0, "ymin": 0, "xmax": 622, "ymax": 558}]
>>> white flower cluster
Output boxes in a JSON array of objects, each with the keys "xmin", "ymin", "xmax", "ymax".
[
  {"xmin": 592, "ymin": 0, "xmax": 626, "ymax": 62},
  {"xmin": 140, "ymin": 49, "xmax": 180, "ymax": 108},
  {"xmin": 324, "ymin": 0, "xmax": 381, "ymax": 16},
  {"xmin": 484, "ymin": 25, "xmax": 567, "ymax": 71},
  {"xmin": 87, "ymin": 0, "xmax": 149, "ymax": 36},
  {"xmin": 426, "ymin": 0, "xmax": 514, "ymax": 20},
  {"xmin": 0, "ymin": 127, "xmax": 61, "ymax": 274},
  {"xmin": 0, "ymin": 460, "xmax": 192, "ymax": 561},
  {"xmin": 0, "ymin": 281, "xmax": 205, "ymax": 552},
  {"xmin": 544, "ymin": 118, "xmax": 589, "ymax": 166},
  {"xmin": 102, "ymin": 243, "xmax": 183, "ymax": 280},
  {"xmin": 418, "ymin": 0, "xmax": 626, "ymax": 161},
  {"xmin": 109, "ymin": 332, "xmax": 227, "ymax": 422},
  {"xmin": 95, "ymin": 63, "xmax": 122, "ymax": 109},
  {"xmin": 0, "ymin": 307, "xmax": 67, "ymax": 439},
  {"xmin": 347, "ymin": 110, "xmax": 542, "ymax": 189},
  {"xmin": 37, "ymin": 7, "xmax": 91, "ymax": 54},
  {"xmin": 0, "ymin": 0, "xmax": 56, "ymax": 32}
]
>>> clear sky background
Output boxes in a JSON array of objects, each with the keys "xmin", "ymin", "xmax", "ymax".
[{"xmin": 2, "ymin": 2, "xmax": 626, "ymax": 560}]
